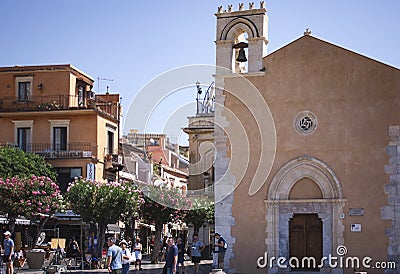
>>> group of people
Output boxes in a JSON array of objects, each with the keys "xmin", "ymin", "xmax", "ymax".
[
  {"xmin": 106, "ymin": 237, "xmax": 143, "ymax": 274},
  {"xmin": 161, "ymin": 232, "xmax": 227, "ymax": 274},
  {"xmin": 1, "ymin": 230, "xmax": 227, "ymax": 274}
]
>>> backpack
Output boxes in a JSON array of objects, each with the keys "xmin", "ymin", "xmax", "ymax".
[{"xmin": 220, "ymin": 237, "xmax": 227, "ymax": 250}]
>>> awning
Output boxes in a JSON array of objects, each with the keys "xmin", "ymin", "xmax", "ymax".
[
  {"xmin": 106, "ymin": 224, "xmax": 121, "ymax": 234},
  {"xmin": 0, "ymin": 217, "xmax": 31, "ymax": 225},
  {"xmin": 54, "ymin": 210, "xmax": 82, "ymax": 221},
  {"xmin": 137, "ymin": 222, "xmax": 155, "ymax": 231}
]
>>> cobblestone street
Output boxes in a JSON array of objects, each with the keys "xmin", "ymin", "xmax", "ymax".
[{"xmin": 14, "ymin": 258, "xmax": 213, "ymax": 274}]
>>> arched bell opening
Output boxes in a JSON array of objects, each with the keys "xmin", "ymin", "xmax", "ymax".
[{"xmin": 232, "ymin": 32, "xmax": 249, "ymax": 74}]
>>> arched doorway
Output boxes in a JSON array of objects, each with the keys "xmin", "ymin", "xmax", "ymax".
[{"xmin": 266, "ymin": 156, "xmax": 345, "ymax": 273}]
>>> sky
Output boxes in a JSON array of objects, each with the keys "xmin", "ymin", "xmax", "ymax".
[{"xmin": 1, "ymin": 0, "xmax": 399, "ymax": 145}]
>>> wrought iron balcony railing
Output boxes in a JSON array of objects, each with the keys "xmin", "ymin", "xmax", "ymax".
[
  {"xmin": 20, "ymin": 142, "xmax": 98, "ymax": 159},
  {"xmin": 0, "ymin": 95, "xmax": 120, "ymax": 119}
]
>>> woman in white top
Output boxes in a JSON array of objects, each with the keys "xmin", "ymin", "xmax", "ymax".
[
  {"xmin": 120, "ymin": 240, "xmax": 132, "ymax": 274},
  {"xmin": 133, "ymin": 238, "xmax": 142, "ymax": 271}
]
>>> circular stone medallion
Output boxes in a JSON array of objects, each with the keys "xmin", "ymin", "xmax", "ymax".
[{"xmin": 294, "ymin": 111, "xmax": 317, "ymax": 135}]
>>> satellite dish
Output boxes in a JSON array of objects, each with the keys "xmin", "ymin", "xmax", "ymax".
[
  {"xmin": 150, "ymin": 138, "xmax": 155, "ymax": 144},
  {"xmin": 36, "ymin": 232, "xmax": 46, "ymax": 246}
]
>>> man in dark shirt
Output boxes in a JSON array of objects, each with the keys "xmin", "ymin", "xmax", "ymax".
[
  {"xmin": 215, "ymin": 233, "xmax": 226, "ymax": 270},
  {"xmin": 165, "ymin": 237, "xmax": 178, "ymax": 274},
  {"xmin": 176, "ymin": 237, "xmax": 185, "ymax": 274}
]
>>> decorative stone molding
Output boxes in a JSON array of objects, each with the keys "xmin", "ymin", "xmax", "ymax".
[
  {"xmin": 214, "ymin": 80, "xmax": 236, "ymax": 274},
  {"xmin": 268, "ymin": 156, "xmax": 343, "ymax": 200},
  {"xmin": 293, "ymin": 110, "xmax": 318, "ymax": 136},
  {"xmin": 217, "ymin": 2, "xmax": 266, "ymax": 13},
  {"xmin": 382, "ymin": 126, "xmax": 400, "ymax": 273},
  {"xmin": 266, "ymin": 156, "xmax": 345, "ymax": 274}
]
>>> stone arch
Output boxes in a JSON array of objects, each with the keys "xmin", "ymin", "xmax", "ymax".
[
  {"xmin": 268, "ymin": 155, "xmax": 343, "ymax": 200},
  {"xmin": 220, "ymin": 17, "xmax": 259, "ymax": 41},
  {"xmin": 265, "ymin": 156, "xmax": 345, "ymax": 273}
]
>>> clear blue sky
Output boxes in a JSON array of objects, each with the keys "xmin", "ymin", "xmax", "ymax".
[{"xmin": 1, "ymin": 1, "xmax": 399, "ymax": 144}]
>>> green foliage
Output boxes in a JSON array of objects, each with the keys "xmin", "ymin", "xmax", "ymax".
[
  {"xmin": 139, "ymin": 185, "xmax": 192, "ymax": 263},
  {"xmin": 185, "ymin": 197, "xmax": 215, "ymax": 233},
  {"xmin": 0, "ymin": 146, "xmax": 57, "ymax": 181},
  {"xmin": 65, "ymin": 178, "xmax": 141, "ymax": 225},
  {"xmin": 139, "ymin": 185, "xmax": 192, "ymax": 227},
  {"xmin": 65, "ymin": 178, "xmax": 141, "ymax": 258}
]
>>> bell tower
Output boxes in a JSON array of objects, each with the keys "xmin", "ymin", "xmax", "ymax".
[{"xmin": 215, "ymin": 2, "xmax": 269, "ymax": 74}]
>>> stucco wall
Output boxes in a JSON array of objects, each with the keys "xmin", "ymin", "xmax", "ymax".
[{"xmin": 220, "ymin": 36, "xmax": 400, "ymax": 273}]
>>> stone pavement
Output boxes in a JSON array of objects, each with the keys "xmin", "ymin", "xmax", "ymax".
[{"xmin": 14, "ymin": 258, "xmax": 214, "ymax": 274}]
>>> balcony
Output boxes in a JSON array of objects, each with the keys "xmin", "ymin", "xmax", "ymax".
[
  {"xmin": 0, "ymin": 95, "xmax": 120, "ymax": 119},
  {"xmin": 104, "ymin": 150, "xmax": 124, "ymax": 171},
  {"xmin": 23, "ymin": 142, "xmax": 97, "ymax": 159}
]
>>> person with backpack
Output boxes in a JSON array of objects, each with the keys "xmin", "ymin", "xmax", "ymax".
[{"xmin": 214, "ymin": 233, "xmax": 227, "ymax": 270}]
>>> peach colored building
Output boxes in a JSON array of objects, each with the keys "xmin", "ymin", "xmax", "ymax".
[
  {"xmin": 0, "ymin": 64, "xmax": 122, "ymax": 192},
  {"xmin": 213, "ymin": 4, "xmax": 400, "ymax": 274}
]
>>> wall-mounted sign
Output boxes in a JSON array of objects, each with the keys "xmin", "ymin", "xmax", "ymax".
[
  {"xmin": 351, "ymin": 224, "xmax": 362, "ymax": 232},
  {"xmin": 349, "ymin": 208, "xmax": 364, "ymax": 216},
  {"xmin": 87, "ymin": 163, "xmax": 95, "ymax": 180}
]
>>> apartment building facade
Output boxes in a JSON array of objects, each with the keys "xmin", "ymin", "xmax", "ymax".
[{"xmin": 0, "ymin": 64, "xmax": 122, "ymax": 192}]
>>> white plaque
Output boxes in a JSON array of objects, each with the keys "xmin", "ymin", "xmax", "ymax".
[
  {"xmin": 351, "ymin": 224, "xmax": 361, "ymax": 232},
  {"xmin": 87, "ymin": 163, "xmax": 95, "ymax": 180}
]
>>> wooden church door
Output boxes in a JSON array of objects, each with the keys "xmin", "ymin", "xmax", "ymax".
[{"xmin": 289, "ymin": 214, "xmax": 323, "ymax": 270}]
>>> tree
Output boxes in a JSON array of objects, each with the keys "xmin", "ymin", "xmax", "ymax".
[
  {"xmin": 139, "ymin": 185, "xmax": 192, "ymax": 263},
  {"xmin": 65, "ymin": 178, "xmax": 141, "ymax": 259},
  {"xmin": 185, "ymin": 197, "xmax": 215, "ymax": 234},
  {"xmin": 0, "ymin": 145, "xmax": 57, "ymax": 181},
  {"xmin": 0, "ymin": 176, "xmax": 63, "ymax": 234}
]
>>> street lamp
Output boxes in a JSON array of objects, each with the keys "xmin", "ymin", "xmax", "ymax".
[{"xmin": 196, "ymin": 81, "xmax": 202, "ymax": 114}]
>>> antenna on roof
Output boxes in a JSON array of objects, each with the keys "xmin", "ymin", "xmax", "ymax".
[{"xmin": 97, "ymin": 77, "xmax": 114, "ymax": 94}]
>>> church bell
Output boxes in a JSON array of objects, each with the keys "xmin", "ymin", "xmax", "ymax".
[
  {"xmin": 233, "ymin": 42, "xmax": 248, "ymax": 63},
  {"xmin": 236, "ymin": 48, "xmax": 247, "ymax": 62}
]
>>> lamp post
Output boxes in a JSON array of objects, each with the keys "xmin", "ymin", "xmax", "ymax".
[{"xmin": 196, "ymin": 81, "xmax": 202, "ymax": 114}]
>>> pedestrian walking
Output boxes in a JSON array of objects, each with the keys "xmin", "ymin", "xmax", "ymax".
[
  {"xmin": 120, "ymin": 240, "xmax": 132, "ymax": 274},
  {"xmin": 160, "ymin": 236, "xmax": 168, "ymax": 262},
  {"xmin": 3, "ymin": 231, "xmax": 14, "ymax": 274},
  {"xmin": 212, "ymin": 235, "xmax": 219, "ymax": 269},
  {"xmin": 176, "ymin": 238, "xmax": 185, "ymax": 274},
  {"xmin": 214, "ymin": 233, "xmax": 227, "ymax": 270},
  {"xmin": 133, "ymin": 237, "xmax": 143, "ymax": 271},
  {"xmin": 190, "ymin": 234, "xmax": 205, "ymax": 274},
  {"xmin": 165, "ymin": 237, "xmax": 178, "ymax": 274},
  {"xmin": 106, "ymin": 237, "xmax": 123, "ymax": 274}
]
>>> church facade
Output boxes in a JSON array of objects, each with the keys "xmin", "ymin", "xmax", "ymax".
[{"xmin": 213, "ymin": 3, "xmax": 400, "ymax": 274}]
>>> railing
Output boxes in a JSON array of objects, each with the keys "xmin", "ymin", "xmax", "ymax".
[
  {"xmin": 0, "ymin": 94, "xmax": 120, "ymax": 119},
  {"xmin": 0, "ymin": 95, "xmax": 79, "ymax": 111},
  {"xmin": 104, "ymin": 149, "xmax": 123, "ymax": 165},
  {"xmin": 94, "ymin": 97, "xmax": 120, "ymax": 119},
  {"xmin": 23, "ymin": 142, "xmax": 97, "ymax": 159},
  {"xmin": 25, "ymin": 232, "xmax": 34, "ymax": 249}
]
